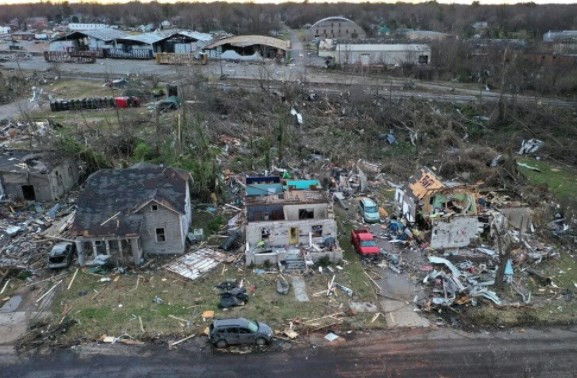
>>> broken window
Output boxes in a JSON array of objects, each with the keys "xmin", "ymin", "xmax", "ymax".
[
  {"xmin": 298, "ymin": 209, "xmax": 314, "ymax": 219},
  {"xmin": 261, "ymin": 227, "xmax": 270, "ymax": 239},
  {"xmin": 151, "ymin": 204, "xmax": 158, "ymax": 211},
  {"xmin": 418, "ymin": 55, "xmax": 429, "ymax": 64},
  {"xmin": 21, "ymin": 185, "xmax": 35, "ymax": 201},
  {"xmin": 95, "ymin": 240, "xmax": 107, "ymax": 255},
  {"xmin": 312, "ymin": 225, "xmax": 323, "ymax": 237},
  {"xmin": 156, "ymin": 228, "xmax": 166, "ymax": 242}
]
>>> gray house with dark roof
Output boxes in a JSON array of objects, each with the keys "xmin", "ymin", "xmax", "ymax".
[{"xmin": 71, "ymin": 164, "xmax": 192, "ymax": 266}]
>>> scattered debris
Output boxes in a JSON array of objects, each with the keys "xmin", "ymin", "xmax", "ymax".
[
  {"xmin": 165, "ymin": 248, "xmax": 226, "ymax": 281},
  {"xmin": 518, "ymin": 139, "xmax": 544, "ymax": 155},
  {"xmin": 324, "ymin": 332, "xmax": 340, "ymax": 342},
  {"xmin": 276, "ymin": 275, "xmax": 290, "ymax": 295}
]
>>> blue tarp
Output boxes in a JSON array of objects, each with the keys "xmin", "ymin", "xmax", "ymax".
[
  {"xmin": 284, "ymin": 179, "xmax": 321, "ymax": 190},
  {"xmin": 246, "ymin": 183, "xmax": 283, "ymax": 196}
]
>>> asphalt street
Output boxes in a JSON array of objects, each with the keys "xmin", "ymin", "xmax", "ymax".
[{"xmin": 2, "ymin": 327, "xmax": 577, "ymax": 377}]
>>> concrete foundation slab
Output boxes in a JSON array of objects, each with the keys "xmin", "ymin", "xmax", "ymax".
[
  {"xmin": 292, "ymin": 276, "xmax": 310, "ymax": 302},
  {"xmin": 380, "ymin": 299, "xmax": 430, "ymax": 328}
]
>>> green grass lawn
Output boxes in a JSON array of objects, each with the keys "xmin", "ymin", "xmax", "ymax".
[
  {"xmin": 518, "ymin": 158, "xmax": 577, "ymax": 204},
  {"xmin": 50, "ymin": 221, "xmax": 382, "ymax": 344}
]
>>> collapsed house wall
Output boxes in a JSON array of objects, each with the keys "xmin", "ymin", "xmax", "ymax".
[
  {"xmin": 246, "ymin": 247, "xmax": 343, "ymax": 266},
  {"xmin": 283, "ymin": 203, "xmax": 328, "ymax": 221},
  {"xmin": 0, "ymin": 159, "xmax": 78, "ymax": 202},
  {"xmin": 430, "ymin": 217, "xmax": 481, "ymax": 249},
  {"xmin": 395, "ymin": 187, "xmax": 417, "ymax": 222},
  {"xmin": 246, "ymin": 217, "xmax": 337, "ymax": 246}
]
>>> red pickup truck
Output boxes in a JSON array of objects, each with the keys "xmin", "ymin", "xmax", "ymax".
[{"xmin": 351, "ymin": 229, "xmax": 380, "ymax": 256}]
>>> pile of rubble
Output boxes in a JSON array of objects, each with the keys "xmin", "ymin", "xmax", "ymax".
[
  {"xmin": 0, "ymin": 119, "xmax": 59, "ymax": 148},
  {"xmin": 0, "ymin": 200, "xmax": 76, "ymax": 273}
]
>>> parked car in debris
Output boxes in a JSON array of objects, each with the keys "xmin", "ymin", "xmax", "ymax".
[
  {"xmin": 209, "ymin": 318, "xmax": 273, "ymax": 348},
  {"xmin": 351, "ymin": 229, "xmax": 380, "ymax": 256},
  {"xmin": 48, "ymin": 242, "xmax": 75, "ymax": 269},
  {"xmin": 358, "ymin": 197, "xmax": 380, "ymax": 223}
]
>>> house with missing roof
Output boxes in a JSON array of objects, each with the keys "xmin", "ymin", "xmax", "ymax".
[
  {"xmin": 395, "ymin": 167, "xmax": 482, "ymax": 249},
  {"xmin": 244, "ymin": 177, "xmax": 342, "ymax": 268},
  {"xmin": 70, "ymin": 163, "xmax": 192, "ymax": 266},
  {"xmin": 0, "ymin": 150, "xmax": 79, "ymax": 202}
]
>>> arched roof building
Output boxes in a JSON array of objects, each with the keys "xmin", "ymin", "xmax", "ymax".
[{"xmin": 307, "ymin": 16, "xmax": 366, "ymax": 40}]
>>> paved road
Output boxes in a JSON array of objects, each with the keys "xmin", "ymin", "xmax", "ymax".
[
  {"xmin": 2, "ymin": 56, "xmax": 576, "ymax": 109},
  {"xmin": 2, "ymin": 327, "xmax": 577, "ymax": 377}
]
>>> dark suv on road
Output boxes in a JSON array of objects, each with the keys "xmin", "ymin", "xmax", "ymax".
[{"xmin": 209, "ymin": 318, "xmax": 273, "ymax": 348}]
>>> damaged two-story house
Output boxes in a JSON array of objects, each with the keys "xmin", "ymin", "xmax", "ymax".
[
  {"xmin": 395, "ymin": 167, "xmax": 482, "ymax": 249},
  {"xmin": 0, "ymin": 150, "xmax": 79, "ymax": 202},
  {"xmin": 70, "ymin": 163, "xmax": 192, "ymax": 266},
  {"xmin": 244, "ymin": 178, "xmax": 342, "ymax": 267}
]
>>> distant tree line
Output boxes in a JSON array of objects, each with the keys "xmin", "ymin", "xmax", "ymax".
[{"xmin": 1, "ymin": 1, "xmax": 577, "ymax": 38}]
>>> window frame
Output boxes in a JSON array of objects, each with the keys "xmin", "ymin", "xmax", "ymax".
[{"xmin": 155, "ymin": 227, "xmax": 166, "ymax": 242}]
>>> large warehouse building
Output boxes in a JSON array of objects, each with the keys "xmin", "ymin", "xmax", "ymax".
[
  {"xmin": 307, "ymin": 16, "xmax": 366, "ymax": 40},
  {"xmin": 319, "ymin": 42, "xmax": 431, "ymax": 66}
]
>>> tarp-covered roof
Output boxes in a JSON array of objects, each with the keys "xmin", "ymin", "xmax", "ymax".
[
  {"xmin": 51, "ymin": 28, "xmax": 128, "ymax": 42},
  {"xmin": 204, "ymin": 35, "xmax": 290, "ymax": 51},
  {"xmin": 71, "ymin": 164, "xmax": 190, "ymax": 238}
]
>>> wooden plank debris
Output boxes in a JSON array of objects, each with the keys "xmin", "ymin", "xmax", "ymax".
[
  {"xmin": 67, "ymin": 269, "xmax": 79, "ymax": 291},
  {"xmin": 1, "ymin": 279, "xmax": 10, "ymax": 294},
  {"xmin": 36, "ymin": 280, "xmax": 63, "ymax": 303},
  {"xmin": 170, "ymin": 334, "xmax": 195, "ymax": 347}
]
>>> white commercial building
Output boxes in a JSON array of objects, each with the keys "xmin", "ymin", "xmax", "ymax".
[
  {"xmin": 320, "ymin": 43, "xmax": 431, "ymax": 66},
  {"xmin": 68, "ymin": 23, "xmax": 109, "ymax": 31}
]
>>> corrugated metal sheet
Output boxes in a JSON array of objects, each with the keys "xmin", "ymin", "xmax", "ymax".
[
  {"xmin": 310, "ymin": 16, "xmax": 357, "ymax": 29},
  {"xmin": 51, "ymin": 28, "xmax": 127, "ymax": 42},
  {"xmin": 205, "ymin": 35, "xmax": 290, "ymax": 51},
  {"xmin": 179, "ymin": 30, "xmax": 212, "ymax": 42},
  {"xmin": 165, "ymin": 248, "xmax": 226, "ymax": 281},
  {"xmin": 119, "ymin": 30, "xmax": 212, "ymax": 46}
]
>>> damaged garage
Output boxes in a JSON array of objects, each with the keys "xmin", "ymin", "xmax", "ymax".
[
  {"xmin": 203, "ymin": 35, "xmax": 290, "ymax": 62},
  {"xmin": 0, "ymin": 150, "xmax": 79, "ymax": 202}
]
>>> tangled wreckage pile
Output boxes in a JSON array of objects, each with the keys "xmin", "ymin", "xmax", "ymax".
[
  {"xmin": 0, "ymin": 199, "xmax": 76, "ymax": 275},
  {"xmin": 281, "ymin": 152, "xmax": 572, "ymax": 315}
]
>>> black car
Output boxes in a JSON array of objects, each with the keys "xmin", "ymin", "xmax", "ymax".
[{"xmin": 209, "ymin": 318, "xmax": 273, "ymax": 348}]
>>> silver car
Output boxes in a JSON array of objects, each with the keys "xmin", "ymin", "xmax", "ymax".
[
  {"xmin": 209, "ymin": 318, "xmax": 273, "ymax": 348},
  {"xmin": 48, "ymin": 242, "xmax": 75, "ymax": 269}
]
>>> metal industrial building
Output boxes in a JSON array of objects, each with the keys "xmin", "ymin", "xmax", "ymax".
[{"xmin": 320, "ymin": 42, "xmax": 431, "ymax": 66}]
